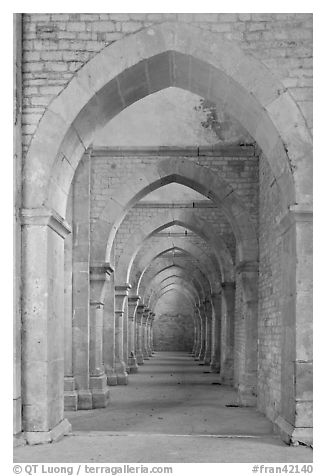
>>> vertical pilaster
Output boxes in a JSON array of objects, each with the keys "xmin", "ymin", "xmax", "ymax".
[
  {"xmin": 63, "ymin": 192, "xmax": 78, "ymax": 411},
  {"xmin": 14, "ymin": 13, "xmax": 23, "ymax": 441},
  {"xmin": 236, "ymin": 261, "xmax": 258, "ymax": 406},
  {"xmin": 147, "ymin": 312, "xmax": 155, "ymax": 356},
  {"xmin": 89, "ymin": 263, "xmax": 113, "ymax": 407},
  {"xmin": 198, "ymin": 305, "xmax": 206, "ymax": 362},
  {"xmin": 21, "ymin": 208, "xmax": 72, "ymax": 444},
  {"xmin": 220, "ymin": 282, "xmax": 236, "ymax": 384},
  {"xmin": 193, "ymin": 306, "xmax": 202, "ymax": 360},
  {"xmin": 275, "ymin": 205, "xmax": 313, "ymax": 445},
  {"xmin": 142, "ymin": 308, "xmax": 150, "ymax": 359},
  {"xmin": 210, "ymin": 291, "xmax": 222, "ymax": 373},
  {"xmin": 114, "ymin": 284, "xmax": 131, "ymax": 384},
  {"xmin": 135, "ymin": 304, "xmax": 145, "ymax": 365},
  {"xmin": 103, "ymin": 275, "xmax": 118, "ymax": 385},
  {"xmin": 191, "ymin": 315, "xmax": 197, "ymax": 356},
  {"xmin": 203, "ymin": 299, "xmax": 212, "ymax": 365},
  {"xmin": 128, "ymin": 296, "xmax": 140, "ymax": 373},
  {"xmin": 72, "ymin": 154, "xmax": 92, "ymax": 410}
]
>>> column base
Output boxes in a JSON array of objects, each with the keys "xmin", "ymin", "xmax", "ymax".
[
  {"xmin": 128, "ymin": 355, "xmax": 139, "ymax": 373},
  {"xmin": 210, "ymin": 362, "xmax": 220, "ymax": 373},
  {"xmin": 220, "ymin": 358, "xmax": 233, "ymax": 385},
  {"xmin": 116, "ymin": 372, "xmax": 128, "ymax": 385},
  {"xmin": 24, "ymin": 418, "xmax": 71, "ymax": 445},
  {"xmin": 136, "ymin": 352, "xmax": 144, "ymax": 365},
  {"xmin": 90, "ymin": 374, "xmax": 110, "ymax": 408},
  {"xmin": 64, "ymin": 392, "xmax": 78, "ymax": 411},
  {"xmin": 14, "ymin": 433, "xmax": 26, "ymax": 447},
  {"xmin": 237, "ymin": 384, "xmax": 257, "ymax": 407},
  {"xmin": 106, "ymin": 368, "xmax": 118, "ymax": 386},
  {"xmin": 143, "ymin": 350, "xmax": 150, "ymax": 360},
  {"xmin": 274, "ymin": 415, "xmax": 313, "ymax": 446},
  {"xmin": 77, "ymin": 390, "xmax": 93, "ymax": 410},
  {"xmin": 64, "ymin": 377, "xmax": 78, "ymax": 411}
]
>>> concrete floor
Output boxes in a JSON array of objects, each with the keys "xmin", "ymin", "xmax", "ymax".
[{"xmin": 14, "ymin": 352, "xmax": 312, "ymax": 463}]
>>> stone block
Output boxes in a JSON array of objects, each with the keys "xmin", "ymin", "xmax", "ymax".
[
  {"xmin": 295, "ymin": 401, "xmax": 312, "ymax": 427},
  {"xmin": 64, "ymin": 392, "xmax": 78, "ymax": 411},
  {"xmin": 25, "ymin": 418, "xmax": 71, "ymax": 445},
  {"xmin": 295, "ymin": 361, "xmax": 312, "ymax": 401},
  {"xmin": 92, "ymin": 387, "xmax": 110, "ymax": 408},
  {"xmin": 147, "ymin": 52, "xmax": 172, "ymax": 93},
  {"xmin": 117, "ymin": 374, "xmax": 128, "ymax": 385},
  {"xmin": 77, "ymin": 390, "xmax": 93, "ymax": 410},
  {"xmin": 118, "ymin": 60, "xmax": 149, "ymax": 107}
]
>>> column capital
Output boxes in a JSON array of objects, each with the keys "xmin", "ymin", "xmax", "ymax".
[
  {"xmin": 128, "ymin": 296, "xmax": 141, "ymax": 320},
  {"xmin": 211, "ymin": 288, "xmax": 222, "ymax": 299},
  {"xmin": 90, "ymin": 262, "xmax": 114, "ymax": 281},
  {"xmin": 276, "ymin": 204, "xmax": 313, "ymax": 236},
  {"xmin": 21, "ymin": 207, "xmax": 71, "ymax": 238},
  {"xmin": 128, "ymin": 295, "xmax": 141, "ymax": 304},
  {"xmin": 235, "ymin": 262, "xmax": 258, "ymax": 274},
  {"xmin": 221, "ymin": 281, "xmax": 236, "ymax": 289},
  {"xmin": 115, "ymin": 284, "xmax": 132, "ymax": 313},
  {"xmin": 115, "ymin": 283, "xmax": 132, "ymax": 296}
]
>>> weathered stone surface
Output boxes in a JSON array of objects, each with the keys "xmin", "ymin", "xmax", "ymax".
[{"xmin": 15, "ymin": 14, "xmax": 313, "ymax": 448}]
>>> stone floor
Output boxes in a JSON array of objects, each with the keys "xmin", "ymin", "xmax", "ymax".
[{"xmin": 14, "ymin": 352, "xmax": 313, "ymax": 463}]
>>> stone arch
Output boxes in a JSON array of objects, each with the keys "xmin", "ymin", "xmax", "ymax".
[
  {"xmin": 130, "ymin": 238, "xmax": 220, "ymax": 293},
  {"xmin": 24, "ymin": 22, "xmax": 310, "ymax": 220},
  {"xmin": 149, "ymin": 281, "xmax": 200, "ymax": 309},
  {"xmin": 114, "ymin": 208, "xmax": 234, "ymax": 285},
  {"xmin": 143, "ymin": 268, "xmax": 207, "ymax": 304},
  {"xmin": 93, "ymin": 158, "xmax": 255, "ymax": 264},
  {"xmin": 139, "ymin": 263, "xmax": 211, "ymax": 301},
  {"xmin": 20, "ymin": 20, "xmax": 312, "ymax": 443},
  {"xmin": 153, "ymin": 286, "xmax": 197, "ymax": 310}
]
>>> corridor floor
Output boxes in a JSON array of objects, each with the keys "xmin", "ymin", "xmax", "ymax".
[{"xmin": 14, "ymin": 352, "xmax": 312, "ymax": 463}]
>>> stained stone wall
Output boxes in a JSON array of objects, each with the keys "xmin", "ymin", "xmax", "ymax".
[
  {"xmin": 22, "ymin": 13, "xmax": 312, "ymax": 153},
  {"xmin": 153, "ymin": 293, "xmax": 195, "ymax": 351},
  {"xmin": 15, "ymin": 13, "xmax": 313, "ymax": 445},
  {"xmin": 257, "ymin": 153, "xmax": 284, "ymax": 421}
]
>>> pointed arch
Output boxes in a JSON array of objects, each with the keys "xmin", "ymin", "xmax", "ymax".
[
  {"xmin": 24, "ymin": 22, "xmax": 309, "ymax": 220},
  {"xmin": 114, "ymin": 208, "xmax": 234, "ymax": 285}
]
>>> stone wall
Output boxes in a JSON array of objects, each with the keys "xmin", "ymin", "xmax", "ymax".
[
  {"xmin": 89, "ymin": 148, "xmax": 259, "ymax": 237},
  {"xmin": 22, "ymin": 13, "xmax": 312, "ymax": 153},
  {"xmin": 257, "ymin": 153, "xmax": 283, "ymax": 421},
  {"xmin": 153, "ymin": 292, "xmax": 195, "ymax": 351}
]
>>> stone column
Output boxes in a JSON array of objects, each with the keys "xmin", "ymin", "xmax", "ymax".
[
  {"xmin": 203, "ymin": 299, "xmax": 213, "ymax": 365},
  {"xmin": 191, "ymin": 313, "xmax": 198, "ymax": 356},
  {"xmin": 142, "ymin": 308, "xmax": 150, "ymax": 360},
  {"xmin": 198, "ymin": 304, "xmax": 206, "ymax": 362},
  {"xmin": 89, "ymin": 264, "xmax": 112, "ymax": 407},
  {"xmin": 123, "ymin": 295, "xmax": 129, "ymax": 374},
  {"xmin": 63, "ymin": 193, "xmax": 77, "ymax": 411},
  {"xmin": 135, "ymin": 304, "xmax": 145, "ymax": 365},
  {"xmin": 236, "ymin": 261, "xmax": 258, "ymax": 406},
  {"xmin": 114, "ymin": 285, "xmax": 131, "ymax": 384},
  {"xmin": 103, "ymin": 276, "xmax": 117, "ymax": 386},
  {"xmin": 128, "ymin": 296, "xmax": 140, "ymax": 373},
  {"xmin": 14, "ymin": 13, "xmax": 23, "ymax": 441},
  {"xmin": 147, "ymin": 312, "xmax": 155, "ymax": 356},
  {"xmin": 71, "ymin": 154, "xmax": 92, "ymax": 410},
  {"xmin": 21, "ymin": 207, "xmax": 72, "ymax": 444},
  {"xmin": 210, "ymin": 291, "xmax": 222, "ymax": 373},
  {"xmin": 274, "ymin": 205, "xmax": 313, "ymax": 445},
  {"xmin": 193, "ymin": 306, "xmax": 202, "ymax": 360},
  {"xmin": 220, "ymin": 282, "xmax": 236, "ymax": 384}
]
